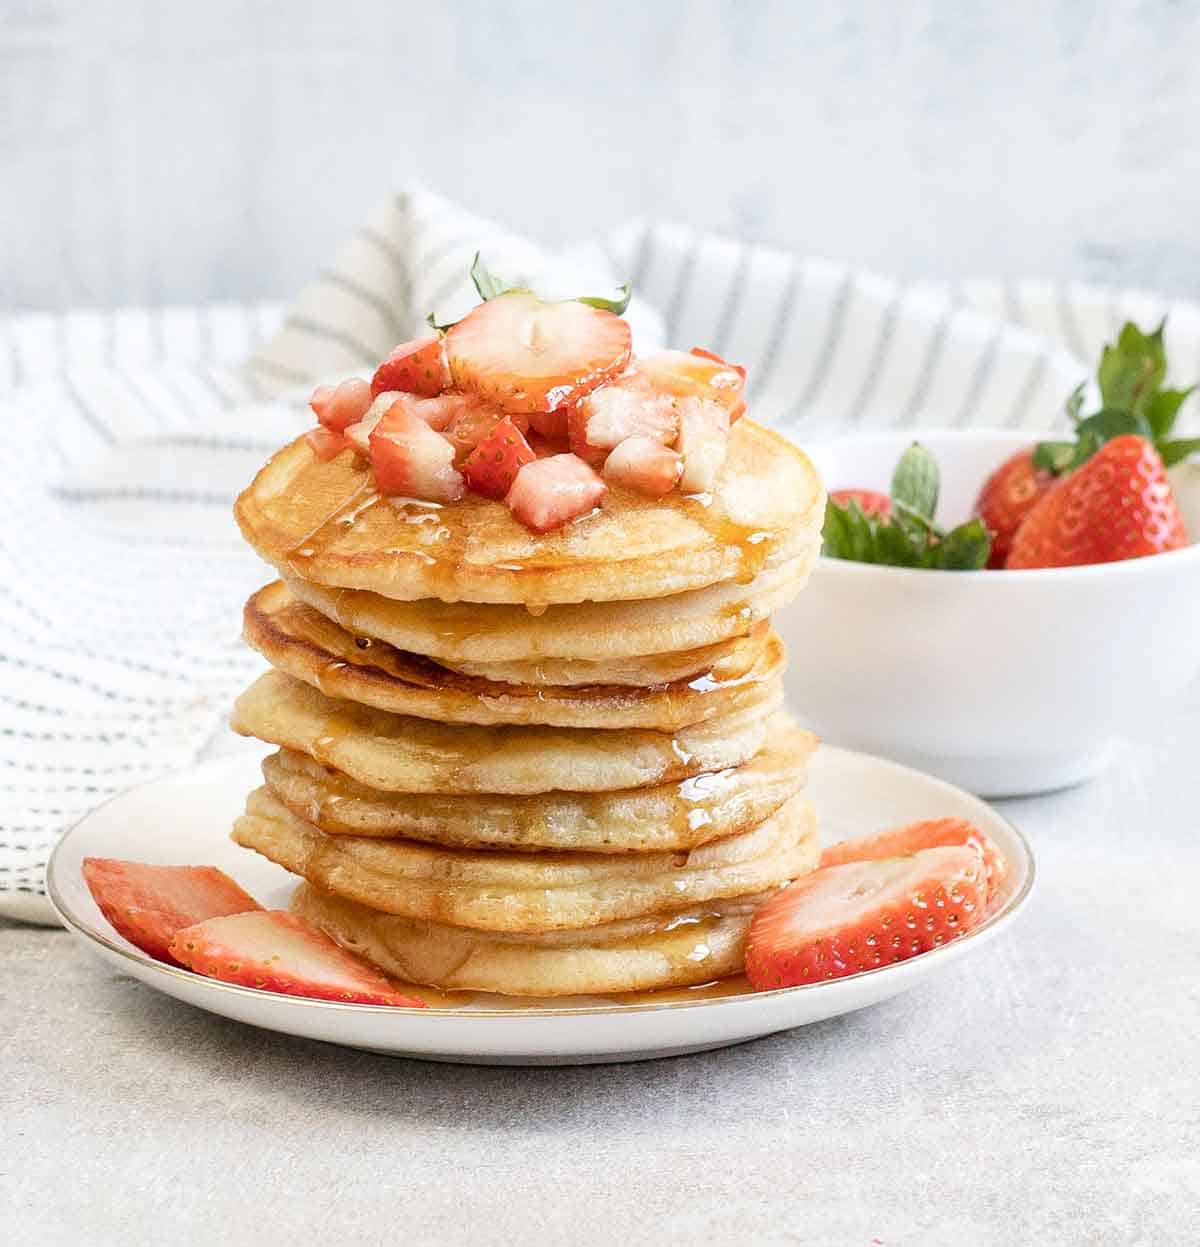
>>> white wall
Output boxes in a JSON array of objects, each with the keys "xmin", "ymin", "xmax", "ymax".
[{"xmin": 6, "ymin": 0, "xmax": 1200, "ymax": 309}]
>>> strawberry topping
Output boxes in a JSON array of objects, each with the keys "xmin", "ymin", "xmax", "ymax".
[
  {"xmin": 463, "ymin": 416, "xmax": 537, "ymax": 499},
  {"xmin": 506, "ymin": 453, "xmax": 607, "ymax": 532},
  {"xmin": 445, "ymin": 292, "xmax": 632, "ymax": 414},
  {"xmin": 371, "ymin": 337, "xmax": 450, "ymax": 399},
  {"xmin": 309, "ymin": 378, "xmax": 373, "ymax": 433},
  {"xmin": 603, "ymin": 436, "xmax": 684, "ymax": 498},
  {"xmin": 368, "ymin": 401, "xmax": 466, "ymax": 502}
]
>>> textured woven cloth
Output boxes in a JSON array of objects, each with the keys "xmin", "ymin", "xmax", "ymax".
[{"xmin": 4, "ymin": 187, "xmax": 1200, "ymax": 923}]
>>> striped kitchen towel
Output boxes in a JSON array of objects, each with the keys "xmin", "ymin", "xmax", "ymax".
[{"xmin": 4, "ymin": 185, "xmax": 1200, "ymax": 923}]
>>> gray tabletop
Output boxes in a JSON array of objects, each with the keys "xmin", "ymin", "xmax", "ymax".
[{"xmin": 4, "ymin": 687, "xmax": 1199, "ymax": 1247}]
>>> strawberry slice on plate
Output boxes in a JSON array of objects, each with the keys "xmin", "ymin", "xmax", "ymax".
[
  {"xmin": 463, "ymin": 416, "xmax": 537, "ymax": 499},
  {"xmin": 371, "ymin": 337, "xmax": 450, "ymax": 398},
  {"xmin": 820, "ymin": 817, "xmax": 1006, "ymax": 906},
  {"xmin": 169, "ymin": 910, "xmax": 425, "ymax": 1007},
  {"xmin": 603, "ymin": 436, "xmax": 683, "ymax": 497},
  {"xmin": 744, "ymin": 846, "xmax": 988, "ymax": 990},
  {"xmin": 445, "ymin": 292, "xmax": 632, "ymax": 414},
  {"xmin": 82, "ymin": 857, "xmax": 262, "ymax": 965},
  {"xmin": 368, "ymin": 401, "xmax": 466, "ymax": 502},
  {"xmin": 506, "ymin": 453, "xmax": 607, "ymax": 532}
]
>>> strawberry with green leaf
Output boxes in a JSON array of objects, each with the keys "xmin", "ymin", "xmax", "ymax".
[
  {"xmin": 975, "ymin": 320, "xmax": 1199, "ymax": 561},
  {"xmin": 822, "ymin": 442, "xmax": 992, "ymax": 570},
  {"xmin": 1034, "ymin": 320, "xmax": 1200, "ymax": 474}
]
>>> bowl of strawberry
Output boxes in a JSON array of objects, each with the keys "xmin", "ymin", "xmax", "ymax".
[{"xmin": 778, "ymin": 321, "xmax": 1200, "ymax": 797}]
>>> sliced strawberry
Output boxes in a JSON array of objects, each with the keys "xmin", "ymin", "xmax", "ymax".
[
  {"xmin": 82, "ymin": 857, "xmax": 262, "ymax": 966},
  {"xmin": 169, "ymin": 910, "xmax": 425, "ymax": 1007},
  {"xmin": 305, "ymin": 426, "xmax": 350, "ymax": 462},
  {"xmin": 829, "ymin": 488, "xmax": 892, "ymax": 519},
  {"xmin": 309, "ymin": 378, "xmax": 373, "ymax": 433},
  {"xmin": 603, "ymin": 436, "xmax": 683, "ymax": 497},
  {"xmin": 745, "ymin": 846, "xmax": 988, "ymax": 990},
  {"xmin": 576, "ymin": 375, "xmax": 679, "ymax": 451},
  {"xmin": 676, "ymin": 397, "xmax": 730, "ymax": 492},
  {"xmin": 445, "ymin": 292, "xmax": 632, "ymax": 414},
  {"xmin": 370, "ymin": 337, "xmax": 449, "ymax": 399},
  {"xmin": 638, "ymin": 348, "xmax": 746, "ymax": 422},
  {"xmin": 463, "ymin": 416, "xmax": 537, "ymax": 499},
  {"xmin": 973, "ymin": 447, "xmax": 1054, "ymax": 568},
  {"xmin": 820, "ymin": 817, "xmax": 1006, "ymax": 906},
  {"xmin": 368, "ymin": 401, "xmax": 466, "ymax": 502},
  {"xmin": 506, "ymin": 453, "xmax": 607, "ymax": 532}
]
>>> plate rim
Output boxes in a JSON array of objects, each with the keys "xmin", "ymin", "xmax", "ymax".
[{"xmin": 46, "ymin": 744, "xmax": 1036, "ymax": 1020}]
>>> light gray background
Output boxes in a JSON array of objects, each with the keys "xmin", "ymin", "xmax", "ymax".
[{"xmin": 6, "ymin": 0, "xmax": 1200, "ymax": 309}]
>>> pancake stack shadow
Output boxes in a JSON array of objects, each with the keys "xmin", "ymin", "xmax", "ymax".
[{"xmin": 228, "ymin": 420, "xmax": 827, "ymax": 998}]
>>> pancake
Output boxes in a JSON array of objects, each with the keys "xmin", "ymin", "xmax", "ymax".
[
  {"xmin": 261, "ymin": 723, "xmax": 816, "ymax": 851},
  {"xmin": 280, "ymin": 553, "xmax": 813, "ymax": 673},
  {"xmin": 234, "ymin": 419, "xmax": 825, "ymax": 605},
  {"xmin": 243, "ymin": 580, "xmax": 786, "ymax": 731},
  {"xmin": 230, "ymin": 670, "xmax": 783, "ymax": 795},
  {"xmin": 234, "ymin": 788, "xmax": 818, "ymax": 932},
  {"xmin": 293, "ymin": 883, "xmax": 772, "ymax": 996}
]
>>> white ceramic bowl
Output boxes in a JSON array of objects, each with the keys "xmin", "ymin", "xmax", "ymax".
[{"xmin": 777, "ymin": 429, "xmax": 1200, "ymax": 797}]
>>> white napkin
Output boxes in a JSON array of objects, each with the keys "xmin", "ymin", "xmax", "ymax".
[{"xmin": 4, "ymin": 185, "xmax": 1200, "ymax": 924}]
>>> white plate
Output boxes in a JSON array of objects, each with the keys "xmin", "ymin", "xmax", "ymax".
[{"xmin": 48, "ymin": 746, "xmax": 1034, "ymax": 1065}]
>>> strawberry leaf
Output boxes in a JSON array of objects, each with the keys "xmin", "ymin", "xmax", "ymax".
[
  {"xmin": 1160, "ymin": 437, "xmax": 1200, "ymax": 467},
  {"xmin": 1033, "ymin": 440, "xmax": 1076, "ymax": 474},
  {"xmin": 1064, "ymin": 382, "xmax": 1086, "ymax": 425},
  {"xmin": 926, "ymin": 518, "xmax": 991, "ymax": 570},
  {"xmin": 578, "ymin": 285, "xmax": 632, "ymax": 315},
  {"xmin": 1146, "ymin": 386, "xmax": 1195, "ymax": 440},
  {"xmin": 890, "ymin": 442, "xmax": 939, "ymax": 522},
  {"xmin": 1097, "ymin": 320, "xmax": 1166, "ymax": 417},
  {"xmin": 470, "ymin": 252, "xmax": 513, "ymax": 302}
]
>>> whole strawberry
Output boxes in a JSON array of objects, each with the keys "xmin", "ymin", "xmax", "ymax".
[
  {"xmin": 1006, "ymin": 434, "xmax": 1189, "ymax": 569},
  {"xmin": 974, "ymin": 448, "xmax": 1055, "ymax": 568}
]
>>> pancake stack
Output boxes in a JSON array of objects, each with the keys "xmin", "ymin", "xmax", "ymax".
[{"xmin": 228, "ymin": 417, "xmax": 827, "ymax": 996}]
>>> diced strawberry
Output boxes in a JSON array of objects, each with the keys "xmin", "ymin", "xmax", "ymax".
[
  {"xmin": 370, "ymin": 337, "xmax": 450, "ymax": 399},
  {"xmin": 638, "ymin": 348, "xmax": 747, "ymax": 422},
  {"xmin": 566, "ymin": 405, "xmax": 609, "ymax": 467},
  {"xmin": 441, "ymin": 399, "xmax": 520, "ymax": 465},
  {"xmin": 445, "ymin": 292, "xmax": 632, "ymax": 414},
  {"xmin": 368, "ymin": 401, "xmax": 466, "ymax": 502},
  {"xmin": 820, "ymin": 817, "xmax": 1006, "ymax": 906},
  {"xmin": 506, "ymin": 453, "xmax": 607, "ymax": 532},
  {"xmin": 169, "ymin": 910, "xmax": 425, "ymax": 1007},
  {"xmin": 829, "ymin": 488, "xmax": 893, "ymax": 519},
  {"xmin": 82, "ymin": 857, "xmax": 262, "ymax": 966},
  {"xmin": 527, "ymin": 431, "xmax": 571, "ymax": 459},
  {"xmin": 309, "ymin": 378, "xmax": 373, "ymax": 433},
  {"xmin": 463, "ymin": 416, "xmax": 537, "ymax": 499},
  {"xmin": 603, "ymin": 436, "xmax": 684, "ymax": 497},
  {"xmin": 745, "ymin": 846, "xmax": 989, "ymax": 990},
  {"xmin": 305, "ymin": 426, "xmax": 350, "ymax": 462},
  {"xmin": 676, "ymin": 397, "xmax": 730, "ymax": 492},
  {"xmin": 576, "ymin": 376, "xmax": 679, "ymax": 451},
  {"xmin": 529, "ymin": 408, "xmax": 571, "ymax": 439}
]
